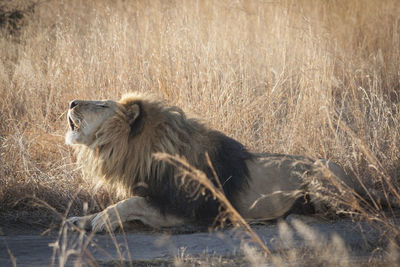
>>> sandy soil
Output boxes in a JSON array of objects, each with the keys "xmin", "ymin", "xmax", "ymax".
[{"xmin": 0, "ymin": 215, "xmax": 389, "ymax": 266}]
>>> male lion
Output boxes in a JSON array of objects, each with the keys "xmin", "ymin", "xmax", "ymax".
[{"xmin": 66, "ymin": 92, "xmax": 357, "ymax": 232}]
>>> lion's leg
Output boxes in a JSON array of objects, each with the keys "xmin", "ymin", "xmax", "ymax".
[
  {"xmin": 69, "ymin": 196, "xmax": 185, "ymax": 233},
  {"xmin": 67, "ymin": 214, "xmax": 97, "ymax": 231}
]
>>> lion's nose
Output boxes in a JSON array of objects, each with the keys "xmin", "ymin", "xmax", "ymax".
[{"xmin": 69, "ymin": 100, "xmax": 79, "ymax": 109}]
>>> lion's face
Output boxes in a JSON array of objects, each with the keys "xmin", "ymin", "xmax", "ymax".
[{"xmin": 65, "ymin": 99, "xmax": 119, "ymax": 145}]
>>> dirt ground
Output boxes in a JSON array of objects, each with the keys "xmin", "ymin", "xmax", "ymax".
[{"xmin": 0, "ymin": 215, "xmax": 393, "ymax": 266}]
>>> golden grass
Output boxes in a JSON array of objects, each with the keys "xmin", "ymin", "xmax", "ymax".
[{"xmin": 0, "ymin": 0, "xmax": 399, "ymax": 257}]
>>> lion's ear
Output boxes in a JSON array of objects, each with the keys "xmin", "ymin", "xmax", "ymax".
[{"xmin": 127, "ymin": 103, "xmax": 140, "ymax": 126}]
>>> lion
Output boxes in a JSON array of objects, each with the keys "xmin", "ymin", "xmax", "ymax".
[{"xmin": 65, "ymin": 92, "xmax": 360, "ymax": 232}]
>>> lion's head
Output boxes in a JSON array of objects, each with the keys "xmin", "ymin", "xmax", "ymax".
[{"xmin": 66, "ymin": 99, "xmax": 139, "ymax": 146}]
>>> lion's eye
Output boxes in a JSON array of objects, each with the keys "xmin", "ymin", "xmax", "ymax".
[{"xmin": 97, "ymin": 104, "xmax": 108, "ymax": 108}]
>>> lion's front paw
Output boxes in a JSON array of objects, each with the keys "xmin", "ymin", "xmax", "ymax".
[
  {"xmin": 66, "ymin": 214, "xmax": 95, "ymax": 232},
  {"xmin": 90, "ymin": 208, "xmax": 122, "ymax": 233}
]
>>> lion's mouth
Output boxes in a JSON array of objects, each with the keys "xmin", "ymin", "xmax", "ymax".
[{"xmin": 68, "ymin": 116, "xmax": 80, "ymax": 131}]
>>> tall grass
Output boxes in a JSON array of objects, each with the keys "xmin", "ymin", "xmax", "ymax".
[{"xmin": 0, "ymin": 0, "xmax": 399, "ymax": 244}]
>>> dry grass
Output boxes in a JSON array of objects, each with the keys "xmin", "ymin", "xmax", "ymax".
[{"xmin": 0, "ymin": 0, "xmax": 400, "ymax": 263}]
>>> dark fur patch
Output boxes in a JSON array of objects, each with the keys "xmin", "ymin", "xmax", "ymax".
[{"xmin": 205, "ymin": 131, "xmax": 253, "ymax": 202}]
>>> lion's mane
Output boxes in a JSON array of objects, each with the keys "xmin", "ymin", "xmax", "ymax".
[{"xmin": 74, "ymin": 92, "xmax": 253, "ymax": 222}]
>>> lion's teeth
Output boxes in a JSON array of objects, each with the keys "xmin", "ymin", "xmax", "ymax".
[
  {"xmin": 69, "ymin": 117, "xmax": 79, "ymax": 131},
  {"xmin": 69, "ymin": 118, "xmax": 74, "ymax": 130}
]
